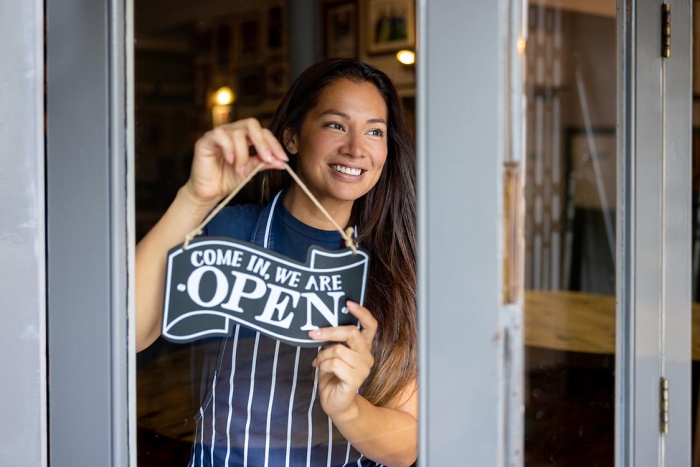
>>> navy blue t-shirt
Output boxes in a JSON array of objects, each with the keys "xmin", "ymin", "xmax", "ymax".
[{"xmin": 189, "ymin": 195, "xmax": 380, "ymax": 467}]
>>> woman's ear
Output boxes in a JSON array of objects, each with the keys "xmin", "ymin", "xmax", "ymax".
[{"xmin": 282, "ymin": 128, "xmax": 298, "ymax": 154}]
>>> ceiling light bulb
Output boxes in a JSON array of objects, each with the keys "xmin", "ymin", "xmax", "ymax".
[
  {"xmin": 214, "ymin": 86, "xmax": 234, "ymax": 106},
  {"xmin": 396, "ymin": 50, "xmax": 415, "ymax": 65}
]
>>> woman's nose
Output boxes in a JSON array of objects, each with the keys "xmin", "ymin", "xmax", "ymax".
[{"xmin": 340, "ymin": 131, "xmax": 366, "ymax": 158}]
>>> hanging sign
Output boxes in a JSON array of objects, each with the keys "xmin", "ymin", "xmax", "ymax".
[{"xmin": 162, "ymin": 237, "xmax": 370, "ymax": 347}]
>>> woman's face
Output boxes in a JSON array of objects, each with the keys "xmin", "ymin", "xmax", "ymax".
[{"xmin": 288, "ymin": 78, "xmax": 389, "ymax": 208}]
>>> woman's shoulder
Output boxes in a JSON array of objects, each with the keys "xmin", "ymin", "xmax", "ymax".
[{"xmin": 203, "ymin": 203, "xmax": 263, "ymax": 240}]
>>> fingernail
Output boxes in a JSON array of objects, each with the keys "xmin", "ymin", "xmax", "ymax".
[
  {"xmin": 309, "ymin": 329, "xmax": 322, "ymax": 338},
  {"xmin": 262, "ymin": 149, "xmax": 273, "ymax": 162},
  {"xmin": 346, "ymin": 300, "xmax": 358, "ymax": 309}
]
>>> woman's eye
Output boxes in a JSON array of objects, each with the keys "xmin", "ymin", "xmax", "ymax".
[
  {"xmin": 367, "ymin": 129, "xmax": 385, "ymax": 137},
  {"xmin": 326, "ymin": 122, "xmax": 343, "ymax": 130}
]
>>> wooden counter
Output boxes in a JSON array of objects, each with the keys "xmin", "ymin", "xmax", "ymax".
[
  {"xmin": 525, "ymin": 290, "xmax": 700, "ymax": 359},
  {"xmin": 525, "ymin": 291, "xmax": 616, "ymax": 355}
]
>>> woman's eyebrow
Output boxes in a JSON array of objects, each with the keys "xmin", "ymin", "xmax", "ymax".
[
  {"xmin": 319, "ymin": 109, "xmax": 350, "ymax": 120},
  {"xmin": 367, "ymin": 118, "xmax": 387, "ymax": 125},
  {"xmin": 319, "ymin": 109, "xmax": 387, "ymax": 125}
]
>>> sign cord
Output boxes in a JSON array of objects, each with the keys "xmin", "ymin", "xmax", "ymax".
[{"xmin": 183, "ymin": 163, "xmax": 357, "ymax": 254}]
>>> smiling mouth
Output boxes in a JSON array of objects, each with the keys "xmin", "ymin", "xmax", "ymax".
[{"xmin": 330, "ymin": 164, "xmax": 364, "ymax": 176}]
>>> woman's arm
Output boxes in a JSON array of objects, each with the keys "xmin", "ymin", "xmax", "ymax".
[
  {"xmin": 135, "ymin": 119, "xmax": 288, "ymax": 351},
  {"xmin": 310, "ymin": 302, "xmax": 418, "ymax": 466},
  {"xmin": 135, "ymin": 184, "xmax": 220, "ymax": 351},
  {"xmin": 331, "ymin": 381, "xmax": 418, "ymax": 466}
]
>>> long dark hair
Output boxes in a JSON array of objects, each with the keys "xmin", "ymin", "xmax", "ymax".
[{"xmin": 258, "ymin": 58, "xmax": 417, "ymax": 407}]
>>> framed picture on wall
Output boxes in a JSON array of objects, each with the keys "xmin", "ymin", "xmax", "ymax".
[
  {"xmin": 236, "ymin": 66, "xmax": 266, "ymax": 104},
  {"xmin": 215, "ymin": 24, "xmax": 231, "ymax": 69},
  {"xmin": 266, "ymin": 5, "xmax": 287, "ymax": 57},
  {"xmin": 235, "ymin": 14, "xmax": 262, "ymax": 64},
  {"xmin": 366, "ymin": 0, "xmax": 415, "ymax": 54},
  {"xmin": 323, "ymin": 1, "xmax": 358, "ymax": 58}
]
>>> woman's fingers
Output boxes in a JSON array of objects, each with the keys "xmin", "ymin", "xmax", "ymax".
[
  {"xmin": 314, "ymin": 342, "xmax": 373, "ymax": 370},
  {"xmin": 242, "ymin": 121, "xmax": 285, "ymax": 162},
  {"xmin": 315, "ymin": 349, "xmax": 370, "ymax": 387},
  {"xmin": 229, "ymin": 119, "xmax": 289, "ymax": 173},
  {"xmin": 261, "ymin": 128, "xmax": 289, "ymax": 166},
  {"xmin": 347, "ymin": 301, "xmax": 378, "ymax": 345},
  {"xmin": 308, "ymin": 301, "xmax": 377, "ymax": 390},
  {"xmin": 196, "ymin": 119, "xmax": 289, "ymax": 174},
  {"xmin": 229, "ymin": 126, "xmax": 252, "ymax": 175},
  {"xmin": 313, "ymin": 344, "xmax": 373, "ymax": 397},
  {"xmin": 306, "ymin": 304, "xmax": 377, "ymax": 419},
  {"xmin": 308, "ymin": 301, "xmax": 377, "ymax": 350},
  {"xmin": 325, "ymin": 301, "xmax": 377, "ymax": 347},
  {"xmin": 310, "ymin": 325, "xmax": 367, "ymax": 352},
  {"xmin": 196, "ymin": 127, "xmax": 235, "ymax": 164}
]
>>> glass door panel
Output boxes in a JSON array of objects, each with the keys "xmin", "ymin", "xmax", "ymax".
[
  {"xmin": 133, "ymin": 4, "xmax": 300, "ymax": 464},
  {"xmin": 134, "ymin": 1, "xmax": 417, "ymax": 465},
  {"xmin": 523, "ymin": 2, "xmax": 616, "ymax": 465}
]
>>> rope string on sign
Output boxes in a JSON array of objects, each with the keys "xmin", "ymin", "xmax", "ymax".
[{"xmin": 183, "ymin": 162, "xmax": 357, "ymax": 254}]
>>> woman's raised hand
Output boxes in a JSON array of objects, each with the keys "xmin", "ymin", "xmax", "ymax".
[
  {"xmin": 308, "ymin": 301, "xmax": 378, "ymax": 422},
  {"xmin": 186, "ymin": 118, "xmax": 289, "ymax": 204}
]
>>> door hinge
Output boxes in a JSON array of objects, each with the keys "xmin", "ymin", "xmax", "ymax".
[
  {"xmin": 660, "ymin": 378, "xmax": 669, "ymax": 433},
  {"xmin": 662, "ymin": 3, "xmax": 671, "ymax": 58}
]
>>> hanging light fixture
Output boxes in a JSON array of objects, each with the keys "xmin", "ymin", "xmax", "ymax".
[
  {"xmin": 211, "ymin": 86, "xmax": 235, "ymax": 127},
  {"xmin": 396, "ymin": 50, "xmax": 415, "ymax": 65},
  {"xmin": 213, "ymin": 86, "xmax": 235, "ymax": 106}
]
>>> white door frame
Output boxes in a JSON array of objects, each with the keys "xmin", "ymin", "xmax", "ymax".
[
  {"xmin": 45, "ymin": 0, "xmax": 134, "ymax": 464},
  {"xmin": 29, "ymin": 0, "xmax": 694, "ymax": 465},
  {"xmin": 417, "ymin": 0, "xmax": 525, "ymax": 464},
  {"xmin": 616, "ymin": 0, "xmax": 692, "ymax": 465}
]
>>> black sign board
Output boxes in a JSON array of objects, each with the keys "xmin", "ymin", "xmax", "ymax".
[{"xmin": 162, "ymin": 237, "xmax": 370, "ymax": 347}]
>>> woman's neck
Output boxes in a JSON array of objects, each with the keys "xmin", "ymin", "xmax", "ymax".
[{"xmin": 282, "ymin": 185, "xmax": 353, "ymax": 231}]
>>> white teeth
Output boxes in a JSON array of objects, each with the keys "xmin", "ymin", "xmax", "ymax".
[{"xmin": 330, "ymin": 164, "xmax": 362, "ymax": 176}]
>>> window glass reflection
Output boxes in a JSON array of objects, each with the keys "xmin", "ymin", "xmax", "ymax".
[
  {"xmin": 134, "ymin": 1, "xmax": 416, "ymax": 465},
  {"xmin": 523, "ymin": 2, "xmax": 616, "ymax": 464}
]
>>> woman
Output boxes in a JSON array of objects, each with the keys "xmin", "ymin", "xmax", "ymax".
[{"xmin": 136, "ymin": 59, "xmax": 417, "ymax": 466}]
